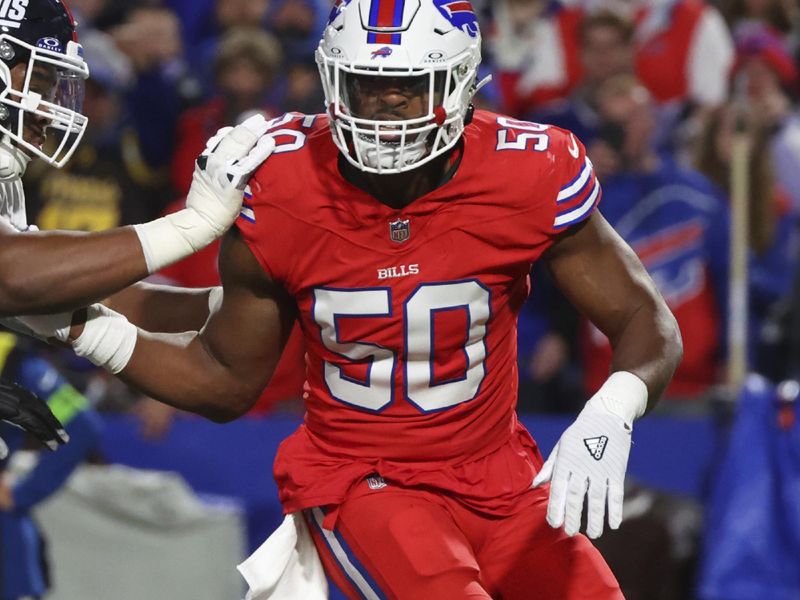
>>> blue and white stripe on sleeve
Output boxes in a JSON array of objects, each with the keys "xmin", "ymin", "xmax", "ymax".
[
  {"xmin": 553, "ymin": 157, "xmax": 601, "ymax": 230},
  {"xmin": 240, "ymin": 185, "xmax": 256, "ymax": 223}
]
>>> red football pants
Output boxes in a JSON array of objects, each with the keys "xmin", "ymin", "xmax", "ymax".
[{"xmin": 304, "ymin": 479, "xmax": 623, "ymax": 600}]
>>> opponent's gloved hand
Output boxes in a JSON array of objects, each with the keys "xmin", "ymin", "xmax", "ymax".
[
  {"xmin": 533, "ymin": 371, "xmax": 648, "ymax": 539},
  {"xmin": 134, "ymin": 114, "xmax": 276, "ymax": 273},
  {"xmin": 0, "ymin": 380, "xmax": 69, "ymax": 458}
]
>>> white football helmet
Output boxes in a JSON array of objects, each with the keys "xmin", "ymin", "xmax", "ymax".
[{"xmin": 316, "ymin": 0, "xmax": 490, "ymax": 174}]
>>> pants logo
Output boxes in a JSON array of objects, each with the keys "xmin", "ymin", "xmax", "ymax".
[{"xmin": 366, "ymin": 474, "xmax": 387, "ymax": 490}]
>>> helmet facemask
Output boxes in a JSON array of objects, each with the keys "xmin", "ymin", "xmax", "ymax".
[
  {"xmin": 0, "ymin": 34, "xmax": 88, "ymax": 168},
  {"xmin": 318, "ymin": 49, "xmax": 484, "ymax": 174}
]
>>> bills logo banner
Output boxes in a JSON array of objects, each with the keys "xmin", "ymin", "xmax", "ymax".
[
  {"xmin": 434, "ymin": 0, "xmax": 478, "ymax": 37},
  {"xmin": 327, "ymin": 0, "xmax": 352, "ymax": 25},
  {"xmin": 389, "ymin": 218, "xmax": 410, "ymax": 243},
  {"xmin": 0, "ymin": 0, "xmax": 29, "ymax": 29}
]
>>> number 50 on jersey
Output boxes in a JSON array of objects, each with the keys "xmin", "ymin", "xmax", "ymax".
[{"xmin": 313, "ymin": 280, "xmax": 491, "ymax": 413}]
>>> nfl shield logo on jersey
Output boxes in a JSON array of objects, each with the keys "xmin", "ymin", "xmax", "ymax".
[{"xmin": 389, "ymin": 218, "xmax": 410, "ymax": 243}]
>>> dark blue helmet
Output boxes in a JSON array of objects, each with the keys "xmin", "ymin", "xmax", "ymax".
[{"xmin": 0, "ymin": 0, "xmax": 88, "ymax": 169}]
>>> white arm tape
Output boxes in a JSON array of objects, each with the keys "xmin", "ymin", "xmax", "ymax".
[
  {"xmin": 208, "ymin": 286, "xmax": 223, "ymax": 315},
  {"xmin": 134, "ymin": 208, "xmax": 218, "ymax": 274},
  {"xmin": 586, "ymin": 371, "xmax": 649, "ymax": 425},
  {"xmin": 72, "ymin": 305, "xmax": 138, "ymax": 375}
]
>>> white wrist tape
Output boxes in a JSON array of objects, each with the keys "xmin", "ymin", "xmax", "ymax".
[
  {"xmin": 587, "ymin": 371, "xmax": 648, "ymax": 425},
  {"xmin": 134, "ymin": 207, "xmax": 224, "ymax": 274},
  {"xmin": 208, "ymin": 286, "xmax": 223, "ymax": 315},
  {"xmin": 72, "ymin": 305, "xmax": 138, "ymax": 375}
]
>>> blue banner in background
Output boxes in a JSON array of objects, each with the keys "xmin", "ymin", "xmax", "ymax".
[{"xmin": 698, "ymin": 376, "xmax": 800, "ymax": 600}]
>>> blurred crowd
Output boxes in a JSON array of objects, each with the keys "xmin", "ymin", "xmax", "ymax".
[{"xmin": 17, "ymin": 0, "xmax": 800, "ymax": 424}]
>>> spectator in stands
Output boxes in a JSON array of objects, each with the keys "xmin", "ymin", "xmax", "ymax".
[
  {"xmin": 605, "ymin": 0, "xmax": 735, "ymax": 111},
  {"xmin": 533, "ymin": 10, "xmax": 635, "ymax": 144},
  {"xmin": 589, "ymin": 0, "xmax": 735, "ymax": 153},
  {"xmin": 0, "ymin": 334, "xmax": 101, "ymax": 600},
  {"xmin": 23, "ymin": 30, "xmax": 174, "ymax": 231},
  {"xmin": 489, "ymin": 0, "xmax": 584, "ymax": 116},
  {"xmin": 110, "ymin": 5, "xmax": 189, "ymax": 168},
  {"xmin": 582, "ymin": 74, "xmax": 730, "ymax": 403},
  {"xmin": 731, "ymin": 26, "xmax": 800, "ymax": 217},
  {"xmin": 695, "ymin": 103, "xmax": 798, "ymax": 375},
  {"xmin": 281, "ymin": 61, "xmax": 325, "ymax": 115},
  {"xmin": 720, "ymin": 0, "xmax": 796, "ymax": 45},
  {"xmin": 183, "ymin": 0, "xmax": 272, "ymax": 98},
  {"xmin": 265, "ymin": 0, "xmax": 328, "ymax": 115},
  {"xmin": 171, "ymin": 27, "xmax": 282, "ymax": 197},
  {"xmin": 267, "ymin": 0, "xmax": 330, "ymax": 64}
]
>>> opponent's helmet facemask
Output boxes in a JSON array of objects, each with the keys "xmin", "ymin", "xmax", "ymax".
[
  {"xmin": 316, "ymin": 0, "xmax": 490, "ymax": 174},
  {"xmin": 0, "ymin": 0, "xmax": 88, "ymax": 169}
]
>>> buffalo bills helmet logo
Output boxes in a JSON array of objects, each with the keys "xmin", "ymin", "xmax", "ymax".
[
  {"xmin": 328, "ymin": 0, "xmax": 352, "ymax": 24},
  {"xmin": 371, "ymin": 46, "xmax": 393, "ymax": 59},
  {"xmin": 434, "ymin": 0, "xmax": 479, "ymax": 38}
]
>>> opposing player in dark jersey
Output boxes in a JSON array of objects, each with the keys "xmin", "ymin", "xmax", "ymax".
[
  {"xmin": 26, "ymin": 1, "xmax": 682, "ymax": 598},
  {"xmin": 0, "ymin": 0, "xmax": 274, "ymax": 453}
]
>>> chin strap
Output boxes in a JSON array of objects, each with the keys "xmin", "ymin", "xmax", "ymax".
[{"xmin": 0, "ymin": 135, "xmax": 30, "ymax": 181}]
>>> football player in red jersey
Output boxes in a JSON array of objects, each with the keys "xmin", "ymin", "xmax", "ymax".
[{"xmin": 23, "ymin": 1, "xmax": 682, "ymax": 598}]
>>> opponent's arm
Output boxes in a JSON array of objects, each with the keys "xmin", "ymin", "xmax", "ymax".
[
  {"xmin": 0, "ymin": 116, "xmax": 274, "ymax": 317},
  {"xmin": 0, "ymin": 223, "xmax": 148, "ymax": 316},
  {"xmin": 115, "ymin": 229, "xmax": 295, "ymax": 422},
  {"xmin": 104, "ymin": 282, "xmax": 219, "ymax": 333},
  {"xmin": 533, "ymin": 213, "xmax": 682, "ymax": 539}
]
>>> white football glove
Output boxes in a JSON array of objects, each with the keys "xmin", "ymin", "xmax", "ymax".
[
  {"xmin": 532, "ymin": 371, "xmax": 648, "ymax": 539},
  {"xmin": 134, "ymin": 114, "xmax": 276, "ymax": 273}
]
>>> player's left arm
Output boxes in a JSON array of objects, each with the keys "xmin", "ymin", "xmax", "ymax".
[
  {"xmin": 533, "ymin": 212, "xmax": 683, "ymax": 539},
  {"xmin": 546, "ymin": 212, "xmax": 683, "ymax": 405}
]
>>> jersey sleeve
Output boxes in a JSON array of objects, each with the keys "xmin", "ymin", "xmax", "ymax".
[
  {"xmin": 548, "ymin": 128, "xmax": 602, "ymax": 235},
  {"xmin": 234, "ymin": 113, "xmax": 315, "ymax": 287},
  {"xmin": 235, "ymin": 179, "xmax": 285, "ymax": 283}
]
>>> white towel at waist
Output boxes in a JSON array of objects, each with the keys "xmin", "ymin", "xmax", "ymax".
[{"xmin": 238, "ymin": 511, "xmax": 328, "ymax": 600}]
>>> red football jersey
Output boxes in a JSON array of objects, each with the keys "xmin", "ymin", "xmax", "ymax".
[{"xmin": 236, "ymin": 110, "xmax": 601, "ymax": 513}]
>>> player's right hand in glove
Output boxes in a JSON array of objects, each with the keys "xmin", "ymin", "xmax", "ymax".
[
  {"xmin": 0, "ymin": 380, "xmax": 68, "ymax": 458},
  {"xmin": 134, "ymin": 114, "xmax": 277, "ymax": 274}
]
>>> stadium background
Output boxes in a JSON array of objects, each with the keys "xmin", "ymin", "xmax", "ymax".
[{"xmin": 2, "ymin": 0, "xmax": 800, "ymax": 599}]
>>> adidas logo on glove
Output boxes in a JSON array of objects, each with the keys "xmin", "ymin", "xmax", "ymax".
[{"xmin": 583, "ymin": 436, "xmax": 608, "ymax": 460}]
